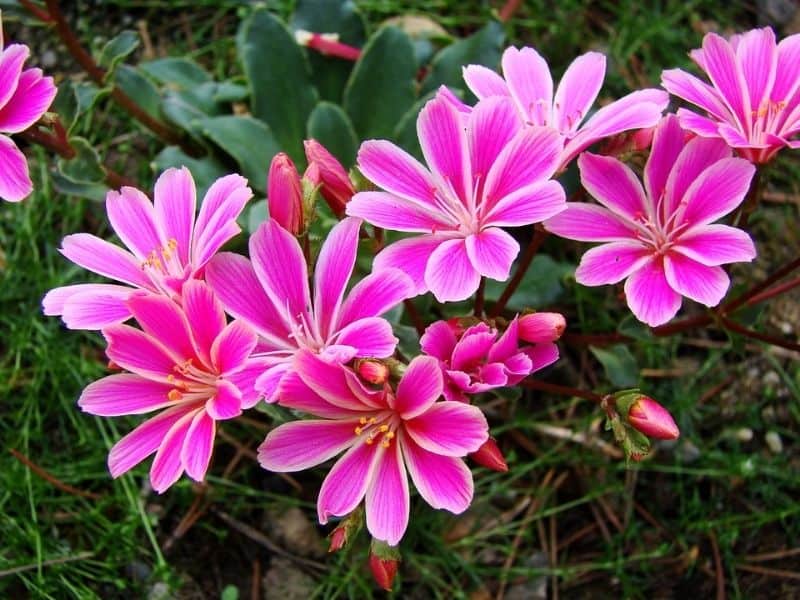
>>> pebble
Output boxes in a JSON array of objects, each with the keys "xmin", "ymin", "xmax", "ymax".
[{"xmin": 765, "ymin": 431, "xmax": 784, "ymax": 454}]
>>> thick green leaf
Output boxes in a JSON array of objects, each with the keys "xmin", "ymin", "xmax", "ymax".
[
  {"xmin": 51, "ymin": 173, "xmax": 107, "ymax": 202},
  {"xmin": 198, "ymin": 116, "xmax": 281, "ymax": 192},
  {"xmin": 384, "ymin": 14, "xmax": 450, "ymax": 67},
  {"xmin": 306, "ymin": 102, "xmax": 359, "ymax": 167},
  {"xmin": 51, "ymin": 81, "xmax": 108, "ymax": 134},
  {"xmin": 96, "ymin": 30, "xmax": 139, "ymax": 75},
  {"xmin": 114, "ymin": 65, "xmax": 162, "ymax": 121},
  {"xmin": 421, "ymin": 20, "xmax": 505, "ymax": 97},
  {"xmin": 140, "ymin": 57, "xmax": 211, "ymax": 88},
  {"xmin": 213, "ymin": 82, "xmax": 249, "ymax": 103},
  {"xmin": 58, "ymin": 138, "xmax": 105, "ymax": 184},
  {"xmin": 392, "ymin": 90, "xmax": 436, "ymax": 159},
  {"xmin": 485, "ymin": 254, "xmax": 574, "ymax": 311},
  {"xmin": 161, "ymin": 83, "xmax": 223, "ymax": 138},
  {"xmin": 590, "ymin": 345, "xmax": 639, "ymax": 388},
  {"xmin": 246, "ymin": 199, "xmax": 268, "ymax": 234},
  {"xmin": 343, "ymin": 26, "xmax": 416, "ymax": 140},
  {"xmin": 290, "ymin": 0, "xmax": 366, "ymax": 102},
  {"xmin": 238, "ymin": 9, "xmax": 318, "ymax": 164},
  {"xmin": 153, "ymin": 146, "xmax": 228, "ymax": 199}
]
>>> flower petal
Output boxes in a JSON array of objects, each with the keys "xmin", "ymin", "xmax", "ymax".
[
  {"xmin": 501, "ymin": 46, "xmax": 553, "ymax": 126},
  {"xmin": 623, "ymin": 258, "xmax": 682, "ymax": 327},
  {"xmin": 644, "ymin": 114, "xmax": 686, "ymax": 203},
  {"xmin": 294, "ymin": 350, "xmax": 372, "ymax": 411},
  {"xmin": 418, "ymin": 96, "xmax": 471, "ymax": 203},
  {"xmin": 468, "ymin": 96, "xmax": 522, "ymax": 178},
  {"xmin": 192, "ymin": 174, "xmax": 252, "ymax": 266},
  {"xmin": 575, "ymin": 242, "xmax": 652, "ymax": 286},
  {"xmin": 79, "ymin": 374, "xmax": 175, "ymax": 416},
  {"xmin": 374, "ymin": 235, "xmax": 448, "ymax": 296},
  {"xmin": 128, "ymin": 294, "xmax": 196, "ymax": 364},
  {"xmin": 578, "ymin": 152, "xmax": 648, "ymax": 222},
  {"xmin": 465, "ymin": 228, "xmax": 519, "ymax": 281},
  {"xmin": 665, "ymin": 136, "xmax": 732, "ymax": 215},
  {"xmin": 451, "ymin": 324, "xmax": 495, "ymax": 371},
  {"xmin": 735, "ymin": 27, "xmax": 777, "ymax": 113},
  {"xmin": 404, "ymin": 401, "xmax": 488, "ymax": 457},
  {"xmin": 356, "ymin": 139, "xmax": 437, "ymax": 206},
  {"xmin": 205, "ymin": 379, "xmax": 243, "ymax": 420},
  {"xmin": 661, "ymin": 68, "xmax": 732, "ymax": 121},
  {"xmin": 106, "ymin": 186, "xmax": 164, "ymax": 261},
  {"xmin": 673, "ymin": 224, "xmax": 756, "ymax": 266},
  {"xmin": 278, "ymin": 372, "xmax": 362, "ymax": 418},
  {"xmin": 313, "ymin": 217, "xmax": 360, "ymax": 337},
  {"xmin": 424, "ymin": 238, "xmax": 481, "ymax": 303},
  {"xmin": 318, "ymin": 440, "xmax": 381, "ymax": 523},
  {"xmin": 402, "ymin": 432, "xmax": 473, "ymax": 513},
  {"xmin": 103, "ymin": 324, "xmax": 177, "ymax": 380},
  {"xmin": 664, "ymin": 252, "xmax": 730, "ymax": 307},
  {"xmin": 149, "ymin": 410, "xmax": 197, "ymax": 493},
  {"xmin": 181, "ymin": 279, "xmax": 226, "ymax": 366},
  {"xmin": 679, "ymin": 157, "xmax": 755, "ymax": 226},
  {"xmin": 338, "ymin": 268, "xmax": 414, "ymax": 327},
  {"xmin": 333, "ymin": 316, "xmax": 398, "ymax": 359},
  {"xmin": 772, "ymin": 33, "xmax": 800, "ymax": 103},
  {"xmin": 420, "ymin": 320, "xmax": 458, "ymax": 361},
  {"xmin": 60, "ymin": 233, "xmax": 152, "ymax": 289},
  {"xmin": 59, "ymin": 285, "xmax": 136, "ymax": 330},
  {"xmin": 228, "ymin": 356, "xmax": 271, "ymax": 409},
  {"xmin": 699, "ymin": 33, "xmax": 751, "ymax": 132},
  {"xmin": 463, "ymin": 64, "xmax": 510, "ymax": 99},
  {"xmin": 0, "ymin": 45, "xmax": 29, "ymax": 109},
  {"xmin": 483, "ymin": 180, "xmax": 566, "ymax": 227},
  {"xmin": 211, "ymin": 321, "xmax": 257, "ymax": 375},
  {"xmin": 676, "ymin": 109, "xmax": 726, "ymax": 138},
  {"xmin": 0, "ymin": 68, "xmax": 56, "ymax": 133},
  {"xmin": 553, "ymin": 51, "xmax": 605, "ymax": 135},
  {"xmin": 258, "ymin": 419, "xmax": 359, "ymax": 472},
  {"xmin": 544, "ymin": 202, "xmax": 636, "ymax": 242},
  {"xmin": 395, "ymin": 356, "xmax": 443, "ymax": 420},
  {"xmin": 153, "ymin": 167, "xmax": 196, "ymax": 265},
  {"xmin": 365, "ymin": 442, "xmax": 409, "ymax": 545},
  {"xmin": 346, "ymin": 191, "xmax": 453, "ymax": 232},
  {"xmin": 0, "ymin": 134, "xmax": 32, "ymax": 202},
  {"xmin": 181, "ymin": 410, "xmax": 216, "ymax": 482},
  {"xmin": 527, "ymin": 342, "xmax": 560, "ymax": 373}
]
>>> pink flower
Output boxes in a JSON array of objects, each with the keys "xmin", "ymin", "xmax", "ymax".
[
  {"xmin": 267, "ymin": 153, "xmax": 303, "ymax": 234},
  {"xmin": 625, "ymin": 396, "xmax": 680, "ymax": 440},
  {"xmin": 662, "ymin": 28, "xmax": 800, "ymax": 164},
  {"xmin": 347, "ymin": 93, "xmax": 566, "ymax": 302},
  {"xmin": 258, "ymin": 351, "xmax": 489, "ymax": 545},
  {"xmin": 420, "ymin": 317, "xmax": 560, "ymax": 402},
  {"xmin": 545, "ymin": 115, "xmax": 757, "ymax": 326},
  {"xmin": 79, "ymin": 281, "xmax": 261, "ymax": 492},
  {"xmin": 0, "ymin": 31, "xmax": 57, "ymax": 202},
  {"xmin": 42, "ymin": 168, "xmax": 253, "ymax": 330},
  {"xmin": 462, "ymin": 46, "xmax": 669, "ymax": 169},
  {"xmin": 205, "ymin": 217, "xmax": 414, "ymax": 402},
  {"xmin": 304, "ymin": 139, "xmax": 356, "ymax": 217}
]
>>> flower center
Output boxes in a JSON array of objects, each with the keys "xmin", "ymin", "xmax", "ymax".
[
  {"xmin": 166, "ymin": 358, "xmax": 219, "ymax": 404},
  {"xmin": 631, "ymin": 193, "xmax": 690, "ymax": 255},
  {"xmin": 141, "ymin": 238, "xmax": 187, "ymax": 296},
  {"xmin": 751, "ymin": 99, "xmax": 787, "ymax": 143},
  {"xmin": 353, "ymin": 414, "xmax": 398, "ymax": 448}
]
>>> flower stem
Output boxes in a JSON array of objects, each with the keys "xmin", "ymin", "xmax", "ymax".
[
  {"xmin": 719, "ymin": 317, "xmax": 800, "ymax": 353},
  {"xmin": 403, "ymin": 299, "xmax": 425, "ymax": 337},
  {"xmin": 474, "ymin": 277, "xmax": 485, "ymax": 317},
  {"xmin": 734, "ymin": 167, "xmax": 762, "ymax": 229},
  {"xmin": 520, "ymin": 379, "xmax": 604, "ymax": 403},
  {"xmin": 490, "ymin": 226, "xmax": 548, "ymax": 317}
]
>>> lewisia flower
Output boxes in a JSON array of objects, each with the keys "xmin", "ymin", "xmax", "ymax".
[
  {"xmin": 462, "ymin": 46, "xmax": 669, "ymax": 169},
  {"xmin": 347, "ymin": 93, "xmax": 566, "ymax": 302},
  {"xmin": 205, "ymin": 217, "xmax": 414, "ymax": 401},
  {"xmin": 43, "ymin": 168, "xmax": 252, "ymax": 329},
  {"xmin": 0, "ymin": 25, "xmax": 57, "ymax": 202},
  {"xmin": 304, "ymin": 139, "xmax": 356, "ymax": 217},
  {"xmin": 420, "ymin": 316, "xmax": 562, "ymax": 402},
  {"xmin": 79, "ymin": 281, "xmax": 261, "ymax": 492},
  {"xmin": 662, "ymin": 27, "xmax": 800, "ymax": 164},
  {"xmin": 545, "ymin": 115, "xmax": 756, "ymax": 326},
  {"xmin": 258, "ymin": 350, "xmax": 489, "ymax": 545},
  {"xmin": 267, "ymin": 153, "xmax": 303, "ymax": 234}
]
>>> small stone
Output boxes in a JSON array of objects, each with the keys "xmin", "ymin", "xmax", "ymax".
[
  {"xmin": 40, "ymin": 50, "xmax": 58, "ymax": 69},
  {"xmin": 765, "ymin": 431, "xmax": 784, "ymax": 454},
  {"xmin": 262, "ymin": 557, "xmax": 316, "ymax": 600},
  {"xmin": 736, "ymin": 428, "xmax": 753, "ymax": 442},
  {"xmin": 147, "ymin": 583, "xmax": 170, "ymax": 600},
  {"xmin": 677, "ymin": 440, "xmax": 701, "ymax": 463},
  {"xmin": 763, "ymin": 371, "xmax": 781, "ymax": 387}
]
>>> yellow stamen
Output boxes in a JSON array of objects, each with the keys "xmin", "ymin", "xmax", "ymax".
[
  {"xmin": 168, "ymin": 389, "xmax": 182, "ymax": 401},
  {"xmin": 354, "ymin": 426, "xmax": 363, "ymax": 435}
]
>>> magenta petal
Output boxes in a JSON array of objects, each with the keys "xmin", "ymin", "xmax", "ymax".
[
  {"xmin": 736, "ymin": 28, "xmax": 777, "ymax": 112},
  {"xmin": 106, "ymin": 187, "xmax": 164, "ymax": 261},
  {"xmin": 465, "ymin": 228, "xmax": 519, "ymax": 281},
  {"xmin": 128, "ymin": 295, "xmax": 196, "ymax": 363},
  {"xmin": 365, "ymin": 442, "xmax": 409, "ymax": 545},
  {"xmin": 79, "ymin": 374, "xmax": 174, "ymax": 416},
  {"xmin": 665, "ymin": 136, "xmax": 732, "ymax": 215},
  {"xmin": 314, "ymin": 217, "xmax": 360, "ymax": 337},
  {"xmin": 250, "ymin": 220, "xmax": 311, "ymax": 327},
  {"xmin": 772, "ymin": 34, "xmax": 800, "ymax": 103},
  {"xmin": 149, "ymin": 410, "xmax": 196, "ymax": 493},
  {"xmin": 673, "ymin": 224, "xmax": 756, "ymax": 266},
  {"xmin": 623, "ymin": 259, "xmax": 682, "ymax": 327},
  {"xmin": 153, "ymin": 167, "xmax": 196, "ymax": 265},
  {"xmin": 255, "ymin": 361, "xmax": 290, "ymax": 404},
  {"xmin": 402, "ymin": 433, "xmax": 473, "ymax": 513},
  {"xmin": 60, "ymin": 233, "xmax": 152, "ymax": 289},
  {"xmin": 404, "ymin": 402, "xmax": 488, "ymax": 456},
  {"xmin": 677, "ymin": 109, "xmax": 725, "ymax": 139},
  {"xmin": 575, "ymin": 242, "xmax": 652, "ymax": 286},
  {"xmin": 0, "ymin": 134, "xmax": 32, "ymax": 202},
  {"xmin": 661, "ymin": 68, "xmax": 731, "ymax": 121},
  {"xmin": 278, "ymin": 373, "xmax": 361, "ymax": 418},
  {"xmin": 356, "ymin": 139, "xmax": 437, "ymax": 206},
  {"xmin": 294, "ymin": 350, "xmax": 371, "ymax": 411},
  {"xmin": 451, "ymin": 325, "xmax": 495, "ymax": 371},
  {"xmin": 181, "ymin": 280, "xmax": 226, "ymax": 366},
  {"xmin": 192, "ymin": 174, "xmax": 252, "ymax": 266},
  {"xmin": 103, "ymin": 324, "xmax": 177, "ymax": 380},
  {"xmin": 0, "ymin": 45, "xmax": 29, "ymax": 109},
  {"xmin": 664, "ymin": 252, "xmax": 730, "ymax": 307},
  {"xmin": 395, "ymin": 356, "xmax": 443, "ymax": 420},
  {"xmin": 468, "ymin": 96, "xmax": 521, "ymax": 178},
  {"xmin": 333, "ymin": 316, "xmax": 398, "ymax": 359},
  {"xmin": 424, "ymin": 238, "xmax": 481, "ymax": 303},
  {"xmin": 338, "ymin": 268, "xmax": 414, "ymax": 327},
  {"xmin": 258, "ymin": 419, "xmax": 359, "ymax": 472},
  {"xmin": 420, "ymin": 320, "xmax": 458, "ymax": 361},
  {"xmin": 578, "ymin": 152, "xmax": 648, "ymax": 221},
  {"xmin": 544, "ymin": 202, "xmax": 635, "ymax": 242},
  {"xmin": 211, "ymin": 321, "xmax": 257, "ymax": 375},
  {"xmin": 501, "ymin": 46, "xmax": 553, "ymax": 125},
  {"xmin": 205, "ymin": 253, "xmax": 292, "ymax": 349},
  {"xmin": 700, "ymin": 33, "xmax": 751, "ymax": 131},
  {"xmin": 0, "ymin": 69, "xmax": 56, "ymax": 133},
  {"xmin": 553, "ymin": 51, "xmax": 605, "ymax": 134},
  {"xmin": 42, "ymin": 282, "xmax": 131, "ymax": 319},
  {"xmin": 107, "ymin": 405, "xmax": 191, "ymax": 478},
  {"xmin": 374, "ymin": 235, "xmax": 447, "ymax": 296},
  {"xmin": 418, "ymin": 96, "xmax": 471, "ymax": 202},
  {"xmin": 318, "ymin": 440, "xmax": 381, "ymax": 523},
  {"xmin": 644, "ymin": 114, "xmax": 685, "ymax": 203},
  {"xmin": 205, "ymin": 380, "xmax": 243, "ymax": 420},
  {"xmin": 527, "ymin": 342, "xmax": 560, "ymax": 373},
  {"xmin": 347, "ymin": 191, "xmax": 454, "ymax": 232},
  {"xmin": 181, "ymin": 410, "xmax": 216, "ymax": 482},
  {"xmin": 60, "ymin": 285, "xmax": 136, "ymax": 330},
  {"xmin": 228, "ymin": 356, "xmax": 271, "ymax": 409},
  {"xmin": 483, "ymin": 180, "xmax": 566, "ymax": 228},
  {"xmin": 463, "ymin": 64, "xmax": 510, "ymax": 99},
  {"xmin": 679, "ymin": 157, "xmax": 755, "ymax": 226}
]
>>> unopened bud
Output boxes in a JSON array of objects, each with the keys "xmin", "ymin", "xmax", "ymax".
[
  {"xmin": 303, "ymin": 139, "xmax": 355, "ymax": 218},
  {"xmin": 107, "ymin": 360, "xmax": 121, "ymax": 371},
  {"xmin": 624, "ymin": 395, "xmax": 680, "ymax": 440},
  {"xmin": 356, "ymin": 359, "xmax": 389, "ymax": 385},
  {"xmin": 369, "ymin": 553, "xmax": 398, "ymax": 591},
  {"xmin": 518, "ymin": 312, "xmax": 566, "ymax": 343},
  {"xmin": 267, "ymin": 153, "xmax": 303, "ymax": 234},
  {"xmin": 328, "ymin": 525, "xmax": 348, "ymax": 553},
  {"xmin": 469, "ymin": 437, "xmax": 508, "ymax": 472}
]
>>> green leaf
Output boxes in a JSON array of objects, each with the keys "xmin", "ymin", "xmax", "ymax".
[
  {"xmin": 343, "ymin": 26, "xmax": 417, "ymax": 140},
  {"xmin": 246, "ymin": 199, "xmax": 268, "ymax": 234},
  {"xmin": 51, "ymin": 81, "xmax": 108, "ymax": 134},
  {"xmin": 290, "ymin": 0, "xmax": 366, "ymax": 102},
  {"xmin": 51, "ymin": 173, "xmax": 107, "ymax": 202},
  {"xmin": 96, "ymin": 30, "xmax": 139, "ymax": 75},
  {"xmin": 485, "ymin": 254, "xmax": 574, "ymax": 311},
  {"xmin": 220, "ymin": 585, "xmax": 239, "ymax": 600},
  {"xmin": 306, "ymin": 102, "xmax": 359, "ymax": 167},
  {"xmin": 238, "ymin": 9, "xmax": 318, "ymax": 164},
  {"xmin": 162, "ymin": 83, "xmax": 223, "ymax": 138},
  {"xmin": 384, "ymin": 14, "xmax": 450, "ymax": 67},
  {"xmin": 198, "ymin": 116, "xmax": 281, "ymax": 192},
  {"xmin": 153, "ymin": 146, "xmax": 228, "ymax": 199},
  {"xmin": 140, "ymin": 57, "xmax": 212, "ymax": 88},
  {"xmin": 58, "ymin": 138, "xmax": 105, "ymax": 184},
  {"xmin": 392, "ymin": 90, "xmax": 437, "ymax": 159},
  {"xmin": 114, "ymin": 65, "xmax": 162, "ymax": 121},
  {"xmin": 590, "ymin": 345, "xmax": 639, "ymax": 388},
  {"xmin": 421, "ymin": 20, "xmax": 506, "ymax": 97},
  {"xmin": 213, "ymin": 82, "xmax": 249, "ymax": 103}
]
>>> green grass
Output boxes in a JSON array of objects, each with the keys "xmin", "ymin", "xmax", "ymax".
[{"xmin": 2, "ymin": 1, "xmax": 799, "ymax": 598}]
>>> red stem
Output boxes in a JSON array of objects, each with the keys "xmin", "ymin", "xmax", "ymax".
[
  {"xmin": 498, "ymin": 0, "xmax": 523, "ymax": 22},
  {"xmin": 520, "ymin": 379, "xmax": 604, "ymax": 403},
  {"xmin": 720, "ymin": 317, "xmax": 800, "ymax": 353},
  {"xmin": 18, "ymin": 0, "xmax": 52, "ymax": 22}
]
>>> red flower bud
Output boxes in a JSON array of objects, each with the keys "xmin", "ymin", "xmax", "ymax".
[
  {"xmin": 304, "ymin": 139, "xmax": 355, "ymax": 218},
  {"xmin": 469, "ymin": 437, "xmax": 508, "ymax": 472},
  {"xmin": 267, "ymin": 153, "xmax": 303, "ymax": 234},
  {"xmin": 518, "ymin": 312, "xmax": 566, "ymax": 343},
  {"xmin": 369, "ymin": 554, "xmax": 398, "ymax": 591},
  {"xmin": 626, "ymin": 396, "xmax": 680, "ymax": 440},
  {"xmin": 328, "ymin": 525, "xmax": 348, "ymax": 553},
  {"xmin": 295, "ymin": 30, "xmax": 361, "ymax": 61},
  {"xmin": 356, "ymin": 359, "xmax": 389, "ymax": 385}
]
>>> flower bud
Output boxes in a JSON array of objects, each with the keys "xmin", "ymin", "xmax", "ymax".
[
  {"xmin": 369, "ymin": 554, "xmax": 398, "ymax": 591},
  {"xmin": 469, "ymin": 437, "xmax": 508, "ymax": 472},
  {"xmin": 328, "ymin": 525, "xmax": 348, "ymax": 553},
  {"xmin": 625, "ymin": 396, "xmax": 679, "ymax": 440},
  {"xmin": 303, "ymin": 139, "xmax": 355, "ymax": 217},
  {"xmin": 356, "ymin": 359, "xmax": 389, "ymax": 385},
  {"xmin": 518, "ymin": 312, "xmax": 566, "ymax": 343},
  {"xmin": 267, "ymin": 153, "xmax": 303, "ymax": 234}
]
